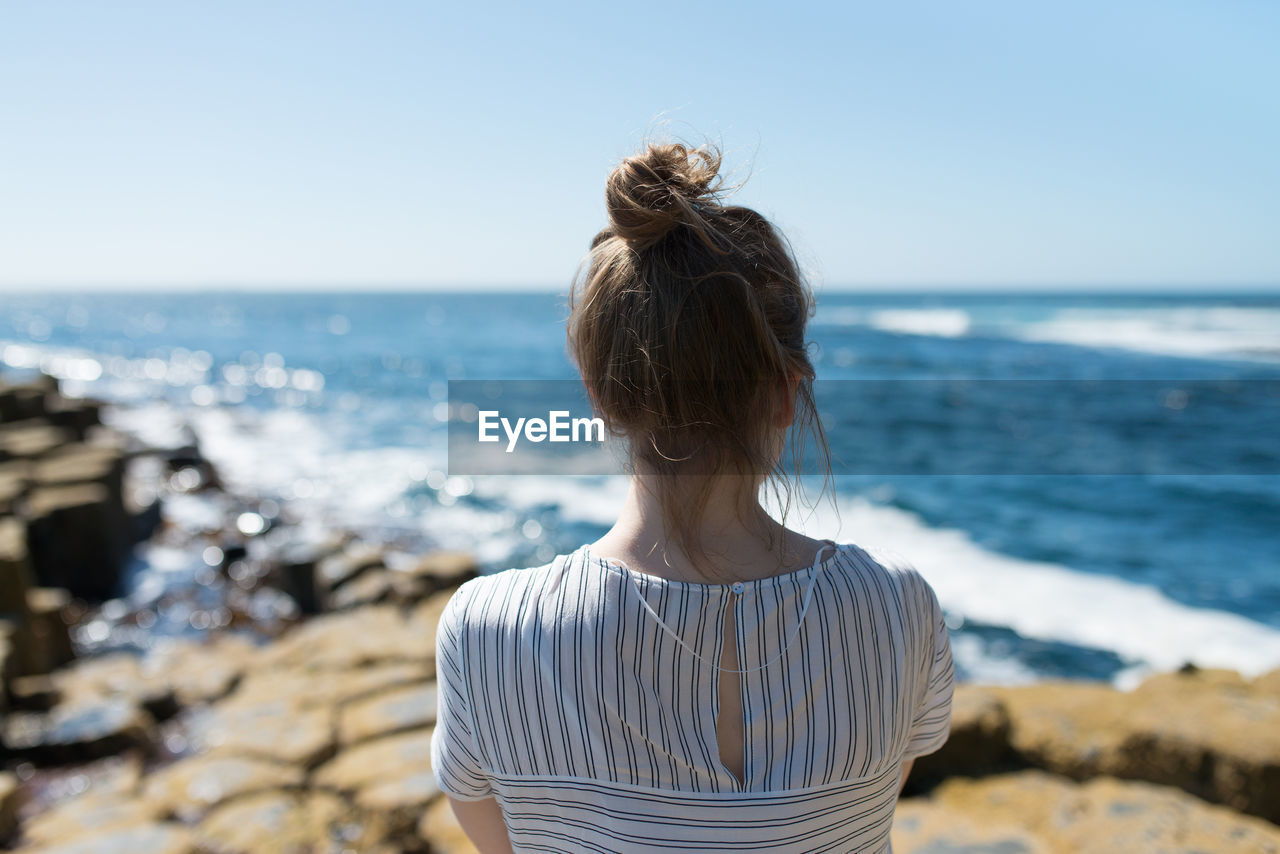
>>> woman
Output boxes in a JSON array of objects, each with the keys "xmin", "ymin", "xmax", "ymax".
[{"xmin": 430, "ymin": 141, "xmax": 954, "ymax": 853}]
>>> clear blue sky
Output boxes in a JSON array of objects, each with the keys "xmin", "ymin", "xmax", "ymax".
[{"xmin": 2, "ymin": 1, "xmax": 1277, "ymax": 291}]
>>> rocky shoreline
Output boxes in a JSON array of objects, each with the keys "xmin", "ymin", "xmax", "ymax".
[{"xmin": 1, "ymin": 370, "xmax": 1277, "ymax": 853}]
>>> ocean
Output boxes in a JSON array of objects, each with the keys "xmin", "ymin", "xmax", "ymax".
[{"xmin": 4, "ymin": 289, "xmax": 1279, "ymax": 688}]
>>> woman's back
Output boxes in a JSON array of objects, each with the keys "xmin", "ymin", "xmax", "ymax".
[
  {"xmin": 432, "ymin": 138, "xmax": 955, "ymax": 852},
  {"xmin": 431, "ymin": 542, "xmax": 955, "ymax": 853}
]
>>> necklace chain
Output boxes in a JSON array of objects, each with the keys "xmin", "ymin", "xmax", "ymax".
[{"xmin": 616, "ymin": 542, "xmax": 834, "ymax": 674}]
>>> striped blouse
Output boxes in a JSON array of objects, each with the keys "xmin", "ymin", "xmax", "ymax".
[{"xmin": 430, "ymin": 541, "xmax": 955, "ymax": 853}]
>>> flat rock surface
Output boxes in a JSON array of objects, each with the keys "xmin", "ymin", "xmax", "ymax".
[
  {"xmin": 224, "ymin": 660, "xmax": 429, "ymax": 712},
  {"xmin": 196, "ymin": 789, "xmax": 383, "ymax": 854},
  {"xmin": 20, "ymin": 791, "xmax": 168, "ymax": 848},
  {"xmin": 907, "ymin": 667, "xmax": 1280, "ymax": 824},
  {"xmin": 3, "ymin": 698, "xmax": 153, "ymax": 761},
  {"xmin": 355, "ymin": 768, "xmax": 441, "ymax": 838},
  {"xmin": 338, "ymin": 682, "xmax": 437, "ymax": 745},
  {"xmin": 405, "ymin": 551, "xmax": 479, "ymax": 590},
  {"xmin": 196, "ymin": 697, "xmax": 333, "ymax": 767},
  {"xmin": 314, "ymin": 544, "xmax": 385, "ymax": 592},
  {"xmin": 254, "ymin": 605, "xmax": 428, "ymax": 671},
  {"xmin": 53, "ymin": 653, "xmax": 166, "ymax": 705},
  {"xmin": 312, "ymin": 727, "xmax": 440, "ymax": 844},
  {"xmin": 10, "ymin": 584, "xmax": 1277, "ymax": 854},
  {"xmin": 990, "ymin": 667, "xmax": 1280, "ymax": 821},
  {"xmin": 314, "ymin": 728, "xmax": 435, "ymax": 793},
  {"xmin": 141, "ymin": 754, "xmax": 304, "ymax": 818},
  {"xmin": 21, "ymin": 822, "xmax": 196, "ymax": 854},
  {"xmin": 893, "ymin": 770, "xmax": 1280, "ymax": 854},
  {"xmin": 143, "ymin": 634, "xmax": 258, "ymax": 706},
  {"xmin": 0, "ymin": 424, "xmax": 76, "ymax": 460},
  {"xmin": 31, "ymin": 447, "xmax": 121, "ymax": 487},
  {"xmin": 328, "ymin": 568, "xmax": 400, "ymax": 610}
]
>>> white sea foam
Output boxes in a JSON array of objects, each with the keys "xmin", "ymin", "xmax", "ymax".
[
  {"xmin": 173, "ymin": 403, "xmax": 557, "ymax": 564},
  {"xmin": 814, "ymin": 307, "xmax": 972, "ymax": 338},
  {"xmin": 778, "ymin": 492, "xmax": 1280, "ymax": 681},
  {"xmin": 811, "ymin": 303, "xmax": 1280, "ymax": 364},
  {"xmin": 947, "ymin": 634, "xmax": 1043, "ymax": 685},
  {"xmin": 1007, "ymin": 306, "xmax": 1280, "ymax": 363},
  {"xmin": 183, "ymin": 405, "xmax": 443, "ymax": 525},
  {"xmin": 866, "ymin": 309, "xmax": 972, "ymax": 338}
]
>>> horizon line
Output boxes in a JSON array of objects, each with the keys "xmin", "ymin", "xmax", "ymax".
[{"xmin": 4, "ymin": 281, "xmax": 1280, "ymax": 295}]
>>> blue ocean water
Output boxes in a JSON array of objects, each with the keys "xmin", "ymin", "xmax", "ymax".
[{"xmin": 3, "ymin": 290, "xmax": 1279, "ymax": 685}]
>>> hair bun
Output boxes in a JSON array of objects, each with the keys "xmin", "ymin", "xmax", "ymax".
[{"xmin": 605, "ymin": 142, "xmax": 722, "ymax": 250}]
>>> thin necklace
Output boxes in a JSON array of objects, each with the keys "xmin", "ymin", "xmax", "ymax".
[{"xmin": 612, "ymin": 541, "xmax": 836, "ymax": 674}]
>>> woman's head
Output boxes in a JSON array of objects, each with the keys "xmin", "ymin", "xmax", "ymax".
[{"xmin": 568, "ymin": 140, "xmax": 830, "ymax": 574}]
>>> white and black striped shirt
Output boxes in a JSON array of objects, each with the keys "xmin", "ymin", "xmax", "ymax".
[{"xmin": 431, "ymin": 542, "xmax": 954, "ymax": 853}]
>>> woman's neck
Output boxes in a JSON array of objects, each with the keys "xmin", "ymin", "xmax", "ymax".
[{"xmin": 589, "ymin": 476, "xmax": 826, "ymax": 584}]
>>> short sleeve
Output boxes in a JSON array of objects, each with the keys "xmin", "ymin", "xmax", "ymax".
[
  {"xmin": 430, "ymin": 581, "xmax": 495, "ymax": 801},
  {"xmin": 903, "ymin": 580, "xmax": 955, "ymax": 760}
]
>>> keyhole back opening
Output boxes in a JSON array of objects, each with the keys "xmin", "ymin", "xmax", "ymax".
[{"xmin": 715, "ymin": 591, "xmax": 746, "ymax": 789}]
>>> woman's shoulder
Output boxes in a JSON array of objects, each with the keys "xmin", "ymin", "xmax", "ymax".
[
  {"xmin": 846, "ymin": 542, "xmax": 917, "ymax": 576},
  {"xmin": 835, "ymin": 542, "xmax": 943, "ymax": 611},
  {"xmin": 438, "ymin": 551, "xmax": 576, "ymax": 628}
]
